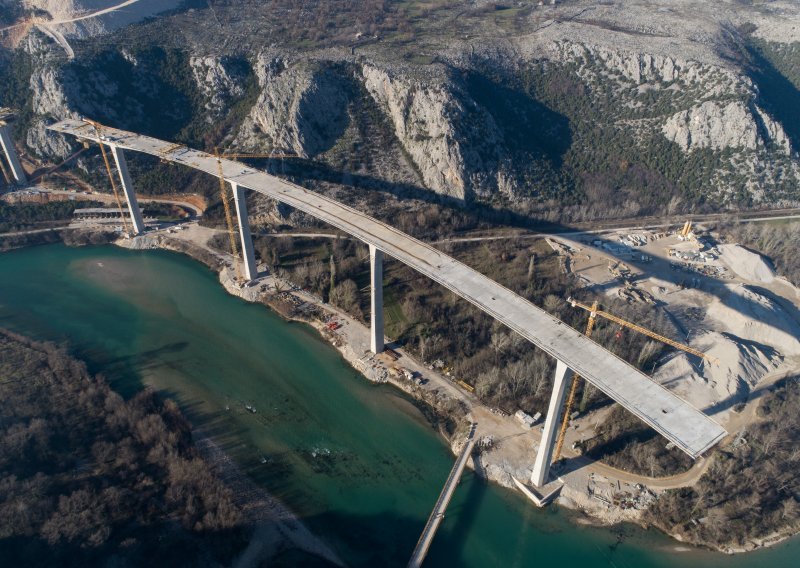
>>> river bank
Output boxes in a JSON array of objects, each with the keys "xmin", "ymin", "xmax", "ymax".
[
  {"xmin": 3, "ymin": 237, "xmax": 800, "ymax": 566},
  {"xmin": 113, "ymin": 227, "xmax": 679, "ymax": 534},
  {"xmin": 3, "ymin": 221, "xmax": 797, "ymax": 557}
]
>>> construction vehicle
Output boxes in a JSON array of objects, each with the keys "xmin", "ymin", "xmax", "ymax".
[
  {"xmin": 679, "ymin": 219, "xmax": 693, "ymax": 239},
  {"xmin": 552, "ymin": 297, "xmax": 718, "ymax": 462},
  {"xmin": 212, "ymin": 148, "xmax": 298, "ymax": 281}
]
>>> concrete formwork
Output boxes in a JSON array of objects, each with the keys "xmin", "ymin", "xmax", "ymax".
[
  {"xmin": 48, "ymin": 120, "xmax": 728, "ymax": 459},
  {"xmin": 0, "ymin": 125, "xmax": 27, "ymax": 184},
  {"xmin": 109, "ymin": 146, "xmax": 145, "ymax": 235},
  {"xmin": 232, "ymin": 182, "xmax": 258, "ymax": 281}
]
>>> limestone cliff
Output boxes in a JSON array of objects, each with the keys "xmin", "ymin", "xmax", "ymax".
[
  {"xmin": 362, "ymin": 64, "xmax": 505, "ymax": 202},
  {"xmin": 189, "ymin": 56, "xmax": 246, "ymax": 121},
  {"xmin": 4, "ymin": 1, "xmax": 800, "ymax": 209},
  {"xmin": 662, "ymin": 101, "xmax": 792, "ymax": 155},
  {"xmin": 236, "ymin": 57, "xmax": 350, "ymax": 158}
]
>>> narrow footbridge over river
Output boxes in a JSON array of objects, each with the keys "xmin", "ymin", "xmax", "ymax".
[
  {"xmin": 49, "ymin": 118, "xmax": 726, "ymax": 561},
  {"xmin": 409, "ymin": 423, "xmax": 477, "ymax": 568}
]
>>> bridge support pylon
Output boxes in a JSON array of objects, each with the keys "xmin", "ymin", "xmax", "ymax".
[
  {"xmin": 109, "ymin": 146, "xmax": 145, "ymax": 235},
  {"xmin": 369, "ymin": 244, "xmax": 384, "ymax": 354},
  {"xmin": 0, "ymin": 124, "xmax": 26, "ymax": 185},
  {"xmin": 232, "ymin": 182, "xmax": 258, "ymax": 281},
  {"xmin": 531, "ymin": 359, "xmax": 573, "ymax": 487}
]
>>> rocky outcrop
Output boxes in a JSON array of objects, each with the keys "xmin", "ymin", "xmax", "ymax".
[
  {"xmin": 362, "ymin": 64, "xmax": 505, "ymax": 201},
  {"xmin": 189, "ymin": 56, "xmax": 246, "ymax": 120},
  {"xmin": 548, "ymin": 41, "xmax": 739, "ymax": 91},
  {"xmin": 662, "ymin": 101, "xmax": 792, "ymax": 154},
  {"xmin": 236, "ymin": 58, "xmax": 350, "ymax": 158},
  {"xmin": 20, "ymin": 32, "xmax": 78, "ymax": 158}
]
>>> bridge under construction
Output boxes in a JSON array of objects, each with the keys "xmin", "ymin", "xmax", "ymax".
[{"xmin": 46, "ymin": 118, "xmax": 726, "ymax": 563}]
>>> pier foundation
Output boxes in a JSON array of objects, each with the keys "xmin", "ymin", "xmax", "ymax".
[
  {"xmin": 531, "ymin": 359, "xmax": 573, "ymax": 487},
  {"xmin": 109, "ymin": 146, "xmax": 145, "ymax": 235},
  {"xmin": 232, "ymin": 182, "xmax": 258, "ymax": 281},
  {"xmin": 370, "ymin": 244, "xmax": 384, "ymax": 354}
]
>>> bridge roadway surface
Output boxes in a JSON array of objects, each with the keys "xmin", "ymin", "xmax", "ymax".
[
  {"xmin": 49, "ymin": 119, "xmax": 726, "ymax": 458},
  {"xmin": 408, "ymin": 423, "xmax": 477, "ymax": 568}
]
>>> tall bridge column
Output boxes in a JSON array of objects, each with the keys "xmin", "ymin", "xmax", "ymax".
[
  {"xmin": 0, "ymin": 124, "xmax": 27, "ymax": 184},
  {"xmin": 231, "ymin": 182, "xmax": 258, "ymax": 281},
  {"xmin": 531, "ymin": 359, "xmax": 573, "ymax": 487},
  {"xmin": 370, "ymin": 244, "xmax": 384, "ymax": 354},
  {"xmin": 109, "ymin": 146, "xmax": 145, "ymax": 235}
]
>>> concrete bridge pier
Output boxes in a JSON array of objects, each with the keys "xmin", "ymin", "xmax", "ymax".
[
  {"xmin": 109, "ymin": 146, "xmax": 145, "ymax": 235},
  {"xmin": 0, "ymin": 124, "xmax": 27, "ymax": 185},
  {"xmin": 231, "ymin": 181, "xmax": 258, "ymax": 281},
  {"xmin": 531, "ymin": 359, "xmax": 573, "ymax": 487},
  {"xmin": 369, "ymin": 244, "xmax": 384, "ymax": 354}
]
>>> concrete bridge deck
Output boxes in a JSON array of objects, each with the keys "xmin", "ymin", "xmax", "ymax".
[
  {"xmin": 408, "ymin": 423, "xmax": 477, "ymax": 568},
  {"xmin": 49, "ymin": 119, "xmax": 726, "ymax": 459}
]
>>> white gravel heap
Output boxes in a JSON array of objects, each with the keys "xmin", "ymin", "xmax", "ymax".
[{"xmin": 718, "ymin": 244, "xmax": 776, "ymax": 284}]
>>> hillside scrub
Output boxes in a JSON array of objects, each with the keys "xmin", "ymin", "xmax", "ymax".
[
  {"xmin": 0, "ymin": 330, "xmax": 246, "ymax": 566},
  {"xmin": 0, "ymin": 200, "xmax": 99, "ymax": 232},
  {"xmin": 646, "ymin": 376, "xmax": 800, "ymax": 549}
]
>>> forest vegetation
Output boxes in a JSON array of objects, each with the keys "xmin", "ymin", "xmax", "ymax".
[
  {"xmin": 647, "ymin": 375, "xmax": 800, "ymax": 549},
  {"xmin": 0, "ymin": 329, "xmax": 248, "ymax": 566}
]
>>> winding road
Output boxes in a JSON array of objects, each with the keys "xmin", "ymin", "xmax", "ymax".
[{"xmin": 0, "ymin": 0, "xmax": 145, "ymax": 32}]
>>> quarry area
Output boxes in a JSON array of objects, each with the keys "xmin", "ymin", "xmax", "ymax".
[{"xmin": 555, "ymin": 228, "xmax": 800, "ymax": 422}]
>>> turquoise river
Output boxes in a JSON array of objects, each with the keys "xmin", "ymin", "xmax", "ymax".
[{"xmin": 0, "ymin": 244, "xmax": 797, "ymax": 567}]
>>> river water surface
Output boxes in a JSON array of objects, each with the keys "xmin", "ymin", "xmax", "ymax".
[{"xmin": 0, "ymin": 244, "xmax": 797, "ymax": 567}]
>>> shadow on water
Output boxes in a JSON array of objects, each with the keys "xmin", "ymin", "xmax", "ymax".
[
  {"xmin": 429, "ymin": 471, "xmax": 489, "ymax": 567},
  {"xmin": 5, "ymin": 245, "xmax": 800, "ymax": 567}
]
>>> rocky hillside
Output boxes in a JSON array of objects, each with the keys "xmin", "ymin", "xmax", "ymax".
[{"xmin": 1, "ymin": 0, "xmax": 799, "ymax": 220}]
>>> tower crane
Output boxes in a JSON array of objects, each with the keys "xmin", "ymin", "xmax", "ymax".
[
  {"xmin": 566, "ymin": 297, "xmax": 718, "ymax": 363},
  {"xmin": 552, "ymin": 301, "xmax": 598, "ymax": 463},
  {"xmin": 212, "ymin": 148, "xmax": 298, "ymax": 281},
  {"xmin": 79, "ymin": 117, "xmax": 130, "ymax": 233},
  {"xmin": 552, "ymin": 297, "xmax": 718, "ymax": 462}
]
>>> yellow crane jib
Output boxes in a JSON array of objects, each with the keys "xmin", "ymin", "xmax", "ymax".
[{"xmin": 566, "ymin": 297, "xmax": 719, "ymax": 364}]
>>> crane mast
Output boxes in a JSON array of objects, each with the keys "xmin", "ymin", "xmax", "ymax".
[
  {"xmin": 553, "ymin": 297, "xmax": 718, "ymax": 463},
  {"xmin": 213, "ymin": 149, "xmax": 298, "ymax": 282},
  {"xmin": 80, "ymin": 118, "xmax": 130, "ymax": 234}
]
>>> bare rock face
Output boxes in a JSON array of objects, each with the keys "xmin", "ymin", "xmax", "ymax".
[
  {"xmin": 362, "ymin": 64, "xmax": 504, "ymax": 202},
  {"xmin": 662, "ymin": 101, "xmax": 792, "ymax": 154},
  {"xmin": 236, "ymin": 57, "xmax": 349, "ymax": 158},
  {"xmin": 21, "ymin": 33, "xmax": 77, "ymax": 158},
  {"xmin": 548, "ymin": 41, "xmax": 738, "ymax": 92},
  {"xmin": 189, "ymin": 56, "xmax": 245, "ymax": 120},
  {"xmin": 543, "ymin": 39, "xmax": 797, "ymax": 200}
]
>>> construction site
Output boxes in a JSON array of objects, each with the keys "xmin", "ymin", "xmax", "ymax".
[{"xmin": 2, "ymin": 111, "xmax": 800, "ymax": 560}]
